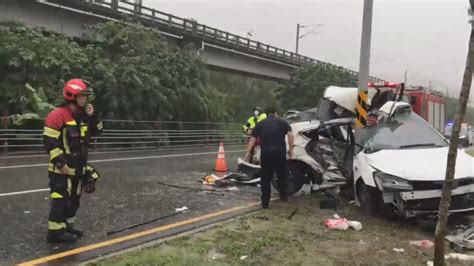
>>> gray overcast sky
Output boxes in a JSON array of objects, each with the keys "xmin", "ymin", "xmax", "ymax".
[{"xmin": 143, "ymin": 0, "xmax": 472, "ymax": 101}]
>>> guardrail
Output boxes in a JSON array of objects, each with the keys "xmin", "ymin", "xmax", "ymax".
[
  {"xmin": 0, "ymin": 119, "xmax": 247, "ymax": 155},
  {"xmin": 39, "ymin": 0, "xmax": 384, "ymax": 83}
]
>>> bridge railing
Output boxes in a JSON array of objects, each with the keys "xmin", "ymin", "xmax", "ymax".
[
  {"xmin": 0, "ymin": 118, "xmax": 247, "ymax": 155},
  {"xmin": 39, "ymin": 0, "xmax": 384, "ymax": 82}
]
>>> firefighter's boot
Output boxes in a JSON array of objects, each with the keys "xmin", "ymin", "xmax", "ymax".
[
  {"xmin": 66, "ymin": 224, "xmax": 84, "ymax": 239},
  {"xmin": 47, "ymin": 230, "xmax": 78, "ymax": 244}
]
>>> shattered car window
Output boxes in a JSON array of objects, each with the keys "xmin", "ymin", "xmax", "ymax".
[
  {"xmin": 357, "ymin": 112, "xmax": 448, "ymax": 153},
  {"xmin": 285, "ymin": 108, "xmax": 318, "ymax": 124}
]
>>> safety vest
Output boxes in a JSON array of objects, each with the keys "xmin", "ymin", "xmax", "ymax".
[
  {"xmin": 243, "ymin": 113, "xmax": 267, "ymax": 132},
  {"xmin": 43, "ymin": 105, "xmax": 103, "ymax": 177}
]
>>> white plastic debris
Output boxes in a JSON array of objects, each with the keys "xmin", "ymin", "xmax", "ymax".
[
  {"xmin": 175, "ymin": 206, "xmax": 188, "ymax": 212},
  {"xmin": 333, "ymin": 214, "xmax": 341, "ymax": 219},
  {"xmin": 227, "ymin": 187, "xmax": 239, "ymax": 191},
  {"xmin": 240, "ymin": 255, "xmax": 248, "ymax": 260},
  {"xmin": 347, "ymin": 221, "xmax": 363, "ymax": 231},
  {"xmin": 393, "ymin": 248, "xmax": 405, "ymax": 253},
  {"xmin": 445, "ymin": 253, "xmax": 474, "ymax": 261},
  {"xmin": 211, "ymin": 255, "xmax": 219, "ymax": 260},
  {"xmin": 426, "ymin": 261, "xmax": 433, "ymax": 266},
  {"xmin": 24, "ymin": 211, "xmax": 31, "ymax": 214}
]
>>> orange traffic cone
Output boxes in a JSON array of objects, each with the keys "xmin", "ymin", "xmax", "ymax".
[{"xmin": 214, "ymin": 142, "xmax": 228, "ymax": 176}]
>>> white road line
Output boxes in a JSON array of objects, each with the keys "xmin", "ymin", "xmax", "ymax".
[
  {"xmin": 0, "ymin": 150, "xmax": 244, "ymax": 170},
  {"xmin": 0, "ymin": 188, "xmax": 49, "ymax": 197}
]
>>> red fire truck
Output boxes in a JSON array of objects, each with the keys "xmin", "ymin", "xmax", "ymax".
[
  {"xmin": 404, "ymin": 87, "xmax": 446, "ymax": 134},
  {"xmin": 367, "ymin": 82, "xmax": 446, "ymax": 134}
]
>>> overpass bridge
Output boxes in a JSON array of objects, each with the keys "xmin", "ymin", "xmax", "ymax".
[{"xmin": 0, "ymin": 0, "xmax": 384, "ymax": 82}]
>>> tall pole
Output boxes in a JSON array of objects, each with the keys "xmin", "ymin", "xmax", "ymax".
[
  {"xmin": 404, "ymin": 70, "xmax": 408, "ymax": 85},
  {"xmin": 296, "ymin": 23, "xmax": 300, "ymax": 54},
  {"xmin": 355, "ymin": 0, "xmax": 374, "ymax": 129}
]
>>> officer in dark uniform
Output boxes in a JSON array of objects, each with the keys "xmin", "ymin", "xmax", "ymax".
[{"xmin": 245, "ymin": 107, "xmax": 294, "ymax": 209}]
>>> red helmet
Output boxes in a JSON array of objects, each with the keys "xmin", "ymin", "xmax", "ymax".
[{"xmin": 63, "ymin": 79, "xmax": 92, "ymax": 101}]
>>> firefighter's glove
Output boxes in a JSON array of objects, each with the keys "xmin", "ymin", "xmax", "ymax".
[{"xmin": 82, "ymin": 178, "xmax": 96, "ymax": 194}]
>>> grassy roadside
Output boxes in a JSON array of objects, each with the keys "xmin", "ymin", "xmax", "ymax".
[
  {"xmin": 467, "ymin": 148, "xmax": 474, "ymax": 157},
  {"xmin": 88, "ymin": 192, "xmax": 474, "ymax": 266}
]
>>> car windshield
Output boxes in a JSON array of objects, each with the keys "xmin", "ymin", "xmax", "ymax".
[{"xmin": 358, "ymin": 111, "xmax": 448, "ymax": 153}]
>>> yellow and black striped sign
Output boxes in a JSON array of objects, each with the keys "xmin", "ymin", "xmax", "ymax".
[{"xmin": 355, "ymin": 90, "xmax": 369, "ymax": 128}]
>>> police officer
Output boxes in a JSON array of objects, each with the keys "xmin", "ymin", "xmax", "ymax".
[
  {"xmin": 245, "ymin": 107, "xmax": 294, "ymax": 209},
  {"xmin": 43, "ymin": 79, "xmax": 103, "ymax": 243},
  {"xmin": 243, "ymin": 106, "xmax": 267, "ymax": 135}
]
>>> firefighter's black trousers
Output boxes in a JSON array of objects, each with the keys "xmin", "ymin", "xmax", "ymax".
[
  {"xmin": 48, "ymin": 173, "xmax": 82, "ymax": 232},
  {"xmin": 260, "ymin": 151, "xmax": 288, "ymax": 208}
]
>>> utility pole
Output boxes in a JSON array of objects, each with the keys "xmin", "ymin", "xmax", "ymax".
[
  {"xmin": 404, "ymin": 70, "xmax": 408, "ymax": 85},
  {"xmin": 296, "ymin": 23, "xmax": 300, "ymax": 54},
  {"xmin": 355, "ymin": 0, "xmax": 374, "ymax": 129},
  {"xmin": 295, "ymin": 23, "xmax": 324, "ymax": 54},
  {"xmin": 433, "ymin": 2, "xmax": 474, "ymax": 265}
]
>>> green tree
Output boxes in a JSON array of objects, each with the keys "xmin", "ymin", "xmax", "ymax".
[{"xmin": 278, "ymin": 64, "xmax": 357, "ymax": 111}]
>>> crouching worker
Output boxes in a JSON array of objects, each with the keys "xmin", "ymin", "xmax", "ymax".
[{"xmin": 43, "ymin": 79, "xmax": 103, "ymax": 243}]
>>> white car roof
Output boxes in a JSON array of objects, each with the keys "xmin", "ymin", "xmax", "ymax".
[{"xmin": 324, "ymin": 86, "xmax": 378, "ymax": 113}]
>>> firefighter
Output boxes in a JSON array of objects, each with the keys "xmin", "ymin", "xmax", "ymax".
[
  {"xmin": 242, "ymin": 106, "xmax": 267, "ymax": 135},
  {"xmin": 43, "ymin": 79, "xmax": 103, "ymax": 243}
]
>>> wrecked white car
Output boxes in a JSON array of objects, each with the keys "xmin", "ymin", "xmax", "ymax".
[{"xmin": 279, "ymin": 86, "xmax": 474, "ymax": 218}]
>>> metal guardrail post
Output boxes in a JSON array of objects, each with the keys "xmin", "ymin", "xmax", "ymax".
[{"xmin": 111, "ymin": 0, "xmax": 118, "ymax": 12}]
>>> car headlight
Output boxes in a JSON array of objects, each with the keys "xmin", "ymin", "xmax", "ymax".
[{"xmin": 373, "ymin": 171, "xmax": 413, "ymax": 192}]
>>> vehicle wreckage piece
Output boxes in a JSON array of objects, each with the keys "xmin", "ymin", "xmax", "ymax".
[{"xmin": 445, "ymin": 224, "xmax": 474, "ymax": 251}]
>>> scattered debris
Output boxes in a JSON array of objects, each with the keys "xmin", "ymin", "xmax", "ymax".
[
  {"xmin": 393, "ymin": 248, "xmax": 405, "ymax": 253},
  {"xmin": 347, "ymin": 221, "xmax": 363, "ymax": 231},
  {"xmin": 24, "ymin": 211, "xmax": 31, "ymax": 214},
  {"xmin": 320, "ymin": 190, "xmax": 341, "ymax": 210},
  {"xmin": 175, "ymin": 206, "xmax": 188, "ymax": 212},
  {"xmin": 226, "ymin": 187, "xmax": 239, "ymax": 191},
  {"xmin": 211, "ymin": 255, "xmax": 219, "ymax": 260},
  {"xmin": 426, "ymin": 261, "xmax": 433, "ymax": 266},
  {"xmin": 349, "ymin": 200, "xmax": 357, "ymax": 205},
  {"xmin": 359, "ymin": 240, "xmax": 366, "ymax": 245},
  {"xmin": 324, "ymin": 218, "xmax": 349, "ymax": 231},
  {"xmin": 445, "ymin": 224, "xmax": 474, "ymax": 251},
  {"xmin": 325, "ymin": 214, "xmax": 362, "ymax": 231},
  {"xmin": 445, "ymin": 253, "xmax": 474, "ymax": 261},
  {"xmin": 240, "ymin": 255, "xmax": 248, "ymax": 261},
  {"xmin": 287, "ymin": 208, "xmax": 298, "ymax": 220},
  {"xmin": 409, "ymin": 240, "xmax": 434, "ymax": 249}
]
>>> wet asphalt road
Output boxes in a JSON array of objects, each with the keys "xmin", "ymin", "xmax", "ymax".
[{"xmin": 0, "ymin": 145, "xmax": 262, "ymax": 265}]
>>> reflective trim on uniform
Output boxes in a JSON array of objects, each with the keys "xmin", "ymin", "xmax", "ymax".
[
  {"xmin": 48, "ymin": 221, "xmax": 67, "ymax": 230},
  {"xmin": 86, "ymin": 164, "xmax": 101, "ymax": 181},
  {"xmin": 50, "ymin": 192, "xmax": 64, "ymax": 199},
  {"xmin": 48, "ymin": 163, "xmax": 76, "ymax": 176},
  {"xmin": 66, "ymin": 217, "xmax": 75, "ymax": 224},
  {"xmin": 43, "ymin": 127, "xmax": 61, "ymax": 139},
  {"xmin": 67, "ymin": 177, "xmax": 72, "ymax": 195},
  {"xmin": 97, "ymin": 122, "xmax": 103, "ymax": 130},
  {"xmin": 63, "ymin": 128, "xmax": 71, "ymax": 154},
  {"xmin": 80, "ymin": 125, "xmax": 88, "ymax": 137},
  {"xmin": 49, "ymin": 148, "xmax": 64, "ymax": 160},
  {"xmin": 77, "ymin": 180, "xmax": 82, "ymax": 196},
  {"xmin": 65, "ymin": 120, "xmax": 77, "ymax": 126}
]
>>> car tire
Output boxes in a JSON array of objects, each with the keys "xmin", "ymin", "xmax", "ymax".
[
  {"xmin": 357, "ymin": 182, "xmax": 377, "ymax": 217},
  {"xmin": 272, "ymin": 161, "xmax": 305, "ymax": 196}
]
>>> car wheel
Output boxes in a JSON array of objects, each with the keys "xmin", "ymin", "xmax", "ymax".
[
  {"xmin": 357, "ymin": 182, "xmax": 377, "ymax": 217},
  {"xmin": 272, "ymin": 161, "xmax": 305, "ymax": 196}
]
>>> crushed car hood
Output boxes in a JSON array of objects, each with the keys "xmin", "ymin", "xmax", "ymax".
[{"xmin": 365, "ymin": 147, "xmax": 474, "ymax": 181}]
